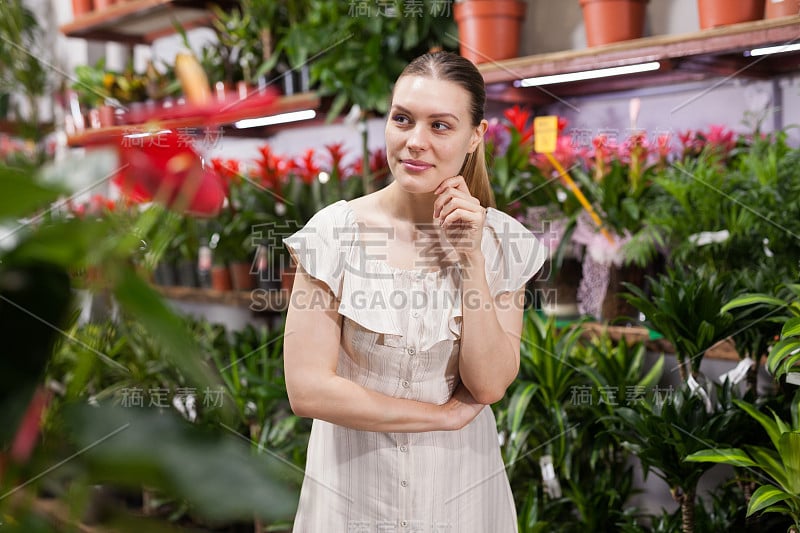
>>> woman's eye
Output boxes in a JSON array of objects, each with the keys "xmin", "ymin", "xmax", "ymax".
[
  {"xmin": 392, "ymin": 114, "xmax": 410, "ymax": 125},
  {"xmin": 432, "ymin": 122, "xmax": 450, "ymax": 131}
]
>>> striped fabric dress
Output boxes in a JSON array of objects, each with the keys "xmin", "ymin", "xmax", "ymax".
[{"xmin": 284, "ymin": 200, "xmax": 546, "ymax": 533}]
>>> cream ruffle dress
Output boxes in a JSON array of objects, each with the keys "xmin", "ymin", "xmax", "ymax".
[{"xmin": 284, "ymin": 200, "xmax": 546, "ymax": 533}]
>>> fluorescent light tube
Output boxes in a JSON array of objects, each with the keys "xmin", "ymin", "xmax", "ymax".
[
  {"xmin": 234, "ymin": 109, "xmax": 317, "ymax": 129},
  {"xmin": 747, "ymin": 43, "xmax": 800, "ymax": 57},
  {"xmin": 517, "ymin": 61, "xmax": 661, "ymax": 87}
]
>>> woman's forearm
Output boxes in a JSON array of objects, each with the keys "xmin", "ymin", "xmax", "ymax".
[
  {"xmin": 287, "ymin": 375, "xmax": 480, "ymax": 433},
  {"xmin": 458, "ymin": 252, "xmax": 520, "ymax": 404}
]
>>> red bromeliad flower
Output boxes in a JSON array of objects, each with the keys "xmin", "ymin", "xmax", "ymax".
[
  {"xmin": 590, "ymin": 134, "xmax": 617, "ymax": 181},
  {"xmin": 210, "ymin": 158, "xmax": 242, "ymax": 196},
  {"xmin": 325, "ymin": 142, "xmax": 348, "ymax": 181},
  {"xmin": 503, "ymin": 105, "xmax": 534, "ymax": 145},
  {"xmin": 620, "ymin": 132, "xmax": 650, "ymax": 191},
  {"xmin": 114, "ymin": 129, "xmax": 225, "ymax": 217},
  {"xmin": 369, "ymin": 148, "xmax": 390, "ymax": 182},
  {"xmin": 295, "ymin": 148, "xmax": 320, "ymax": 185},
  {"xmin": 678, "ymin": 125, "xmax": 736, "ymax": 158},
  {"xmin": 254, "ymin": 144, "xmax": 291, "ymax": 190},
  {"xmin": 704, "ymin": 124, "xmax": 736, "ymax": 155}
]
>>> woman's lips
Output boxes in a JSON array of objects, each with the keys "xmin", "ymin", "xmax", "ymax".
[{"xmin": 401, "ymin": 159, "xmax": 433, "ymax": 172}]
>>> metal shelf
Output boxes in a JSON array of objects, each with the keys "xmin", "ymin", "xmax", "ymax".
[
  {"xmin": 479, "ymin": 16, "xmax": 800, "ymax": 104},
  {"xmin": 61, "ymin": 0, "xmax": 237, "ymax": 45}
]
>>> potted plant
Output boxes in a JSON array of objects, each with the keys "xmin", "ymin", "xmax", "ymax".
[
  {"xmin": 454, "ymin": 0, "xmax": 527, "ymax": 64},
  {"xmin": 697, "ymin": 0, "xmax": 765, "ymax": 29},
  {"xmin": 579, "ymin": 0, "xmax": 649, "ymax": 47},
  {"xmin": 623, "ymin": 267, "xmax": 735, "ymax": 381},
  {"xmin": 611, "ymin": 382, "xmax": 750, "ymax": 533},
  {"xmin": 686, "ymin": 391, "xmax": 800, "ymax": 532}
]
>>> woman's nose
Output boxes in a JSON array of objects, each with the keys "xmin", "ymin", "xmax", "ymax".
[{"xmin": 406, "ymin": 125, "xmax": 429, "ymax": 151}]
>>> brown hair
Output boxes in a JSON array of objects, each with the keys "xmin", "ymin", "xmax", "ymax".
[{"xmin": 396, "ymin": 51, "xmax": 495, "ymax": 208}]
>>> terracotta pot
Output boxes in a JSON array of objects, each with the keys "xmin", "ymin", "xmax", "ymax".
[
  {"xmin": 71, "ymin": 0, "xmax": 92, "ymax": 16},
  {"xmin": 453, "ymin": 0, "xmax": 527, "ymax": 64},
  {"xmin": 211, "ymin": 265, "xmax": 232, "ymax": 291},
  {"xmin": 93, "ymin": 0, "xmax": 113, "ymax": 10},
  {"xmin": 697, "ymin": 0, "xmax": 765, "ymax": 29},
  {"xmin": 229, "ymin": 261, "xmax": 255, "ymax": 291},
  {"xmin": 580, "ymin": 0, "xmax": 649, "ymax": 47},
  {"xmin": 765, "ymin": 0, "xmax": 800, "ymax": 18}
]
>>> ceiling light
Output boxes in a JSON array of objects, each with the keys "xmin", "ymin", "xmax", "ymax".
[
  {"xmin": 747, "ymin": 43, "xmax": 800, "ymax": 57},
  {"xmin": 516, "ymin": 61, "xmax": 661, "ymax": 87},
  {"xmin": 234, "ymin": 109, "xmax": 317, "ymax": 129}
]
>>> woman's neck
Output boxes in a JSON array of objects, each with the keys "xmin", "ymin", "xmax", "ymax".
[{"xmin": 380, "ymin": 182, "xmax": 437, "ymax": 225}]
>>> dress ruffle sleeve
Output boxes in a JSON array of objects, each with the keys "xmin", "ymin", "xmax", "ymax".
[
  {"xmin": 481, "ymin": 208, "xmax": 547, "ymax": 298},
  {"xmin": 282, "ymin": 201, "xmax": 358, "ymax": 299}
]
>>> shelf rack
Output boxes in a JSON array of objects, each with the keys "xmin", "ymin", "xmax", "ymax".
[
  {"xmin": 478, "ymin": 16, "xmax": 800, "ymax": 103},
  {"xmin": 66, "ymin": 91, "xmax": 320, "ymax": 147},
  {"xmin": 61, "ymin": 0, "xmax": 238, "ymax": 45}
]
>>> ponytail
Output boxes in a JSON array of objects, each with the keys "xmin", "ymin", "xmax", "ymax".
[{"xmin": 461, "ymin": 138, "xmax": 495, "ymax": 209}]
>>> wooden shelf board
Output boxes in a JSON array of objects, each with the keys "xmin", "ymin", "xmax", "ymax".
[
  {"xmin": 156, "ymin": 285, "xmax": 288, "ymax": 312},
  {"xmin": 479, "ymin": 16, "xmax": 800, "ymax": 99},
  {"xmin": 61, "ymin": 0, "xmax": 236, "ymax": 44},
  {"xmin": 580, "ymin": 322, "xmax": 740, "ymax": 361},
  {"xmin": 66, "ymin": 92, "xmax": 320, "ymax": 148}
]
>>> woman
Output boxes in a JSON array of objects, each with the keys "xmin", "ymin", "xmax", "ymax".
[{"xmin": 283, "ymin": 51, "xmax": 546, "ymax": 533}]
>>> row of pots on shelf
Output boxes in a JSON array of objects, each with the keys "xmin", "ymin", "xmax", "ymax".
[
  {"xmin": 152, "ymin": 260, "xmax": 296, "ymax": 294},
  {"xmin": 456, "ymin": 0, "xmax": 799, "ymax": 63}
]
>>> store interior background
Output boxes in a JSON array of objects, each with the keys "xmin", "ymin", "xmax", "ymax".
[{"xmin": 11, "ymin": 0, "xmax": 799, "ymax": 521}]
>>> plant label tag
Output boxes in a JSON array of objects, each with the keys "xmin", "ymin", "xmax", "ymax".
[
  {"xmin": 539, "ymin": 454, "xmax": 562, "ymax": 499},
  {"xmin": 787, "ymin": 372, "xmax": 800, "ymax": 386},
  {"xmin": 718, "ymin": 357, "xmax": 755, "ymax": 385},
  {"xmin": 687, "ymin": 374, "xmax": 713, "ymax": 413},
  {"xmin": 534, "ymin": 116, "xmax": 558, "ymax": 153}
]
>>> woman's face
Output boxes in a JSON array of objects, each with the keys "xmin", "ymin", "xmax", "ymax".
[{"xmin": 385, "ymin": 75, "xmax": 486, "ymax": 194}]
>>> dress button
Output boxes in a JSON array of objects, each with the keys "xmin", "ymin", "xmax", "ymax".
[
  {"xmin": 400, "ymin": 479, "xmax": 408, "ymax": 487},
  {"xmin": 411, "ymin": 311, "xmax": 420, "ymax": 318},
  {"xmin": 399, "ymin": 444, "xmax": 408, "ymax": 452},
  {"xmin": 401, "ymin": 380, "xmax": 410, "ymax": 388},
  {"xmin": 407, "ymin": 347, "xmax": 416, "ymax": 355},
  {"xmin": 400, "ymin": 520, "xmax": 408, "ymax": 527}
]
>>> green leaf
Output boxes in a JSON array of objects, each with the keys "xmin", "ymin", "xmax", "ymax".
[
  {"xmin": 66, "ymin": 404, "xmax": 299, "ymax": 522},
  {"xmin": 779, "ymin": 432, "xmax": 800, "ymax": 494},
  {"xmin": 112, "ymin": 268, "xmax": 226, "ymax": 405},
  {"xmin": 684, "ymin": 448, "xmax": 756, "ymax": 467},
  {"xmin": 745, "ymin": 446, "xmax": 790, "ymax": 489},
  {"xmin": 721, "ymin": 293, "xmax": 787, "ymax": 313},
  {"xmin": 637, "ymin": 355, "xmax": 664, "ymax": 390},
  {"xmin": 781, "ymin": 316, "xmax": 800, "ymax": 337},
  {"xmin": 767, "ymin": 338, "xmax": 800, "ymax": 375},
  {"xmin": 735, "ymin": 400, "xmax": 782, "ymax": 450},
  {"xmin": 0, "ymin": 168, "xmax": 64, "ymax": 220},
  {"xmin": 747, "ymin": 484, "xmax": 793, "ymax": 516},
  {"xmin": 508, "ymin": 383, "xmax": 538, "ymax": 436}
]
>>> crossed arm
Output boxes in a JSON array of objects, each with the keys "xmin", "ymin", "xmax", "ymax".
[{"xmin": 283, "ymin": 262, "xmax": 526, "ymax": 432}]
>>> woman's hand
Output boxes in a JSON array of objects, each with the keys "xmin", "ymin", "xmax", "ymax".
[
  {"xmin": 433, "ymin": 175, "xmax": 486, "ymax": 260},
  {"xmin": 441, "ymin": 383, "xmax": 485, "ymax": 431}
]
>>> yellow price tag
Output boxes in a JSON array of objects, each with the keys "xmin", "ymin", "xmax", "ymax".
[{"xmin": 533, "ymin": 115, "xmax": 558, "ymax": 153}]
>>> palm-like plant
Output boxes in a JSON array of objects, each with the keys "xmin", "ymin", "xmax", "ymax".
[
  {"xmin": 623, "ymin": 267, "xmax": 735, "ymax": 380},
  {"xmin": 721, "ymin": 283, "xmax": 800, "ymax": 385},
  {"xmin": 686, "ymin": 391, "xmax": 800, "ymax": 532},
  {"xmin": 610, "ymin": 381, "xmax": 750, "ymax": 533}
]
